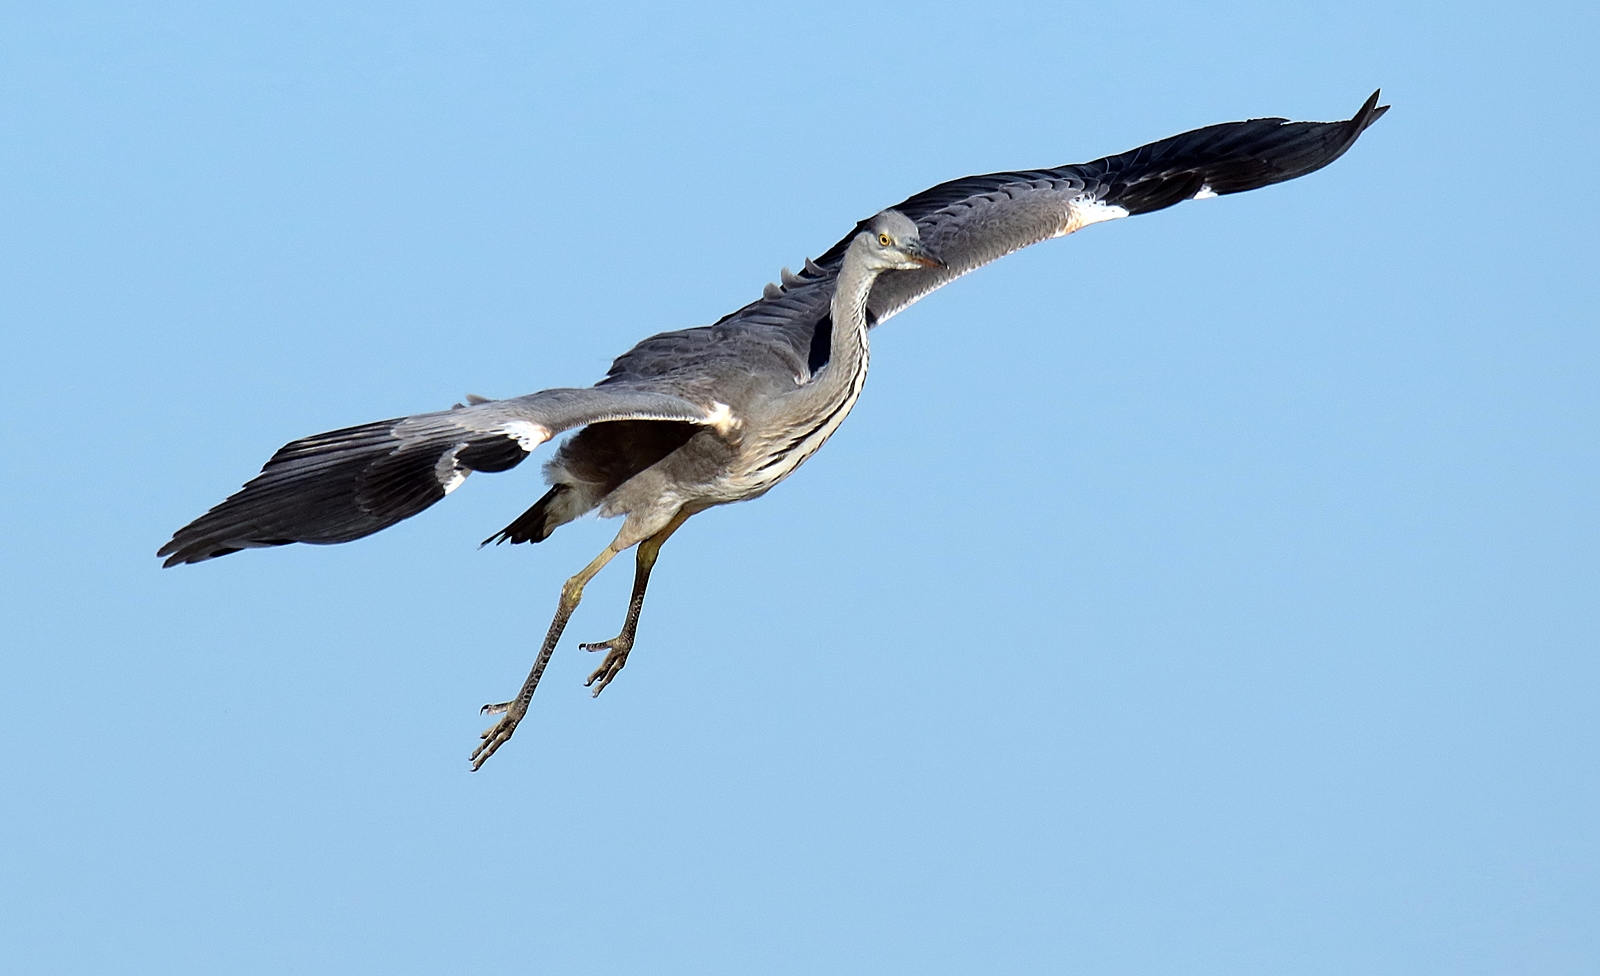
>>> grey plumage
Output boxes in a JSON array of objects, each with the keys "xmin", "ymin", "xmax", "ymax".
[{"xmin": 159, "ymin": 93, "xmax": 1388, "ymax": 768}]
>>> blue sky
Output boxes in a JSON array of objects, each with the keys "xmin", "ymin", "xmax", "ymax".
[{"xmin": 2, "ymin": 1, "xmax": 1596, "ymax": 973}]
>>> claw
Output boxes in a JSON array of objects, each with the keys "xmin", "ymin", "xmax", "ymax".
[
  {"xmin": 470, "ymin": 702, "xmax": 525, "ymax": 770},
  {"xmin": 582, "ymin": 640, "xmax": 631, "ymax": 698},
  {"xmin": 470, "ymin": 722, "xmax": 508, "ymax": 769},
  {"xmin": 480, "ymin": 700, "xmax": 511, "ymax": 716}
]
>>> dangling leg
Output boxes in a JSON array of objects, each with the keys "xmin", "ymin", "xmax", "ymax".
[
  {"xmin": 580, "ymin": 507, "xmax": 695, "ymax": 697},
  {"xmin": 470, "ymin": 543, "xmax": 621, "ymax": 770}
]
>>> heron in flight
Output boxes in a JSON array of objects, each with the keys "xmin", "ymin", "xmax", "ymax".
[{"xmin": 160, "ymin": 92, "xmax": 1388, "ymax": 768}]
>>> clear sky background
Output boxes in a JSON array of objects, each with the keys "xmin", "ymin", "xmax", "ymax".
[{"xmin": 2, "ymin": 2, "xmax": 1596, "ymax": 973}]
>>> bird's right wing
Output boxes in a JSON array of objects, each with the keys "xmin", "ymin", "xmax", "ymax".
[
  {"xmin": 159, "ymin": 387, "xmax": 732, "ymax": 566},
  {"xmin": 828, "ymin": 90, "xmax": 1390, "ymax": 325}
]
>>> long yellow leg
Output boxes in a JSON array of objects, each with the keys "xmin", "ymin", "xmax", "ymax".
[
  {"xmin": 580, "ymin": 508, "xmax": 695, "ymax": 697},
  {"xmin": 470, "ymin": 543, "xmax": 621, "ymax": 770}
]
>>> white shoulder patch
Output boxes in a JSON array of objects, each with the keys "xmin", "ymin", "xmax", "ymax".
[
  {"xmin": 1192, "ymin": 185, "xmax": 1218, "ymax": 200},
  {"xmin": 502, "ymin": 420, "xmax": 552, "ymax": 452},
  {"xmin": 1054, "ymin": 196, "xmax": 1130, "ymax": 238},
  {"xmin": 435, "ymin": 445, "xmax": 470, "ymax": 495},
  {"xmin": 704, "ymin": 401, "xmax": 740, "ymax": 436}
]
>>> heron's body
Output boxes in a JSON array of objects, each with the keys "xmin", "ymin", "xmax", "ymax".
[
  {"xmin": 497, "ymin": 216, "xmax": 894, "ymax": 552},
  {"xmin": 160, "ymin": 93, "xmax": 1388, "ymax": 768}
]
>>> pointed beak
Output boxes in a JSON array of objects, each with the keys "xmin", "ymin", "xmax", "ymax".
[{"xmin": 904, "ymin": 241, "xmax": 945, "ymax": 269}]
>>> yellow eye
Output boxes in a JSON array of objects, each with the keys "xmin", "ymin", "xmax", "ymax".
[{"xmin": 878, "ymin": 233, "xmax": 893, "ymax": 246}]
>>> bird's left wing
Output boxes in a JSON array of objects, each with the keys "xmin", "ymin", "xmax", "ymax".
[
  {"xmin": 817, "ymin": 90, "xmax": 1389, "ymax": 325},
  {"xmin": 159, "ymin": 387, "xmax": 730, "ymax": 566}
]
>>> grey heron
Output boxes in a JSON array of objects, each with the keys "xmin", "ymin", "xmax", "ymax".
[{"xmin": 160, "ymin": 92, "xmax": 1388, "ymax": 769}]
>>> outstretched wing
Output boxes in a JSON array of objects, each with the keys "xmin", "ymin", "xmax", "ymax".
[
  {"xmin": 850, "ymin": 90, "xmax": 1389, "ymax": 324},
  {"xmin": 158, "ymin": 388, "xmax": 730, "ymax": 566},
  {"xmin": 696, "ymin": 90, "xmax": 1387, "ymax": 370}
]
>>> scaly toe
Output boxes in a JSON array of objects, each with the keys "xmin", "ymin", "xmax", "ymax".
[
  {"xmin": 470, "ymin": 722, "xmax": 510, "ymax": 768},
  {"xmin": 585, "ymin": 652, "xmax": 629, "ymax": 696}
]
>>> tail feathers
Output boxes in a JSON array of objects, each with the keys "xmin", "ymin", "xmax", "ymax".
[
  {"xmin": 158, "ymin": 417, "xmax": 530, "ymax": 567},
  {"xmin": 483, "ymin": 485, "xmax": 568, "ymax": 546}
]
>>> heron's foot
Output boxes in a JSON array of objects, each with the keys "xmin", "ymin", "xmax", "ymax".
[
  {"xmin": 471, "ymin": 699, "xmax": 525, "ymax": 771},
  {"xmin": 580, "ymin": 636, "xmax": 633, "ymax": 698}
]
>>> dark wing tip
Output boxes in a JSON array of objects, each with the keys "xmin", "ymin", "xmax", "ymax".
[
  {"xmin": 158, "ymin": 543, "xmax": 249, "ymax": 568},
  {"xmin": 1179, "ymin": 88, "xmax": 1389, "ymax": 207},
  {"xmin": 1356, "ymin": 89, "xmax": 1390, "ymax": 131},
  {"xmin": 153, "ymin": 416, "xmax": 452, "ymax": 569},
  {"xmin": 156, "ymin": 534, "xmax": 209, "ymax": 568}
]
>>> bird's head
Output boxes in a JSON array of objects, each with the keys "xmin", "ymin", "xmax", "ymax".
[{"xmin": 855, "ymin": 210, "xmax": 944, "ymax": 271}]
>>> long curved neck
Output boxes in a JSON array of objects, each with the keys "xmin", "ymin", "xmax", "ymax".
[
  {"xmin": 740, "ymin": 236, "xmax": 882, "ymax": 484},
  {"xmin": 791, "ymin": 235, "xmax": 879, "ymax": 417},
  {"xmin": 827, "ymin": 237, "xmax": 878, "ymax": 384}
]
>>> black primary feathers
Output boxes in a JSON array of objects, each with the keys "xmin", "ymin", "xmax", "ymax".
[
  {"xmin": 156, "ymin": 417, "xmax": 523, "ymax": 567},
  {"xmin": 1077, "ymin": 89, "xmax": 1389, "ymax": 214}
]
